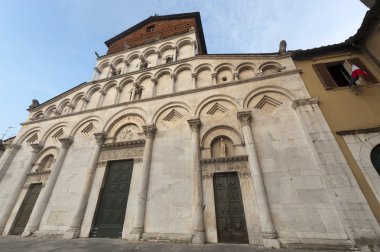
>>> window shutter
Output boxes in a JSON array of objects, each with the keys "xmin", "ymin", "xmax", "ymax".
[
  {"xmin": 347, "ymin": 57, "xmax": 378, "ymax": 83},
  {"xmin": 312, "ymin": 63, "xmax": 337, "ymax": 90}
]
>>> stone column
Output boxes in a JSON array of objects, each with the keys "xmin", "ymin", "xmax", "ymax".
[
  {"xmin": 170, "ymin": 74, "xmax": 176, "ymax": 93},
  {"xmin": 64, "ymin": 133, "xmax": 105, "ymax": 239},
  {"xmin": 0, "ymin": 144, "xmax": 21, "ymax": 183},
  {"xmin": 151, "ymin": 78, "xmax": 157, "ymax": 97},
  {"xmin": 123, "ymin": 60, "xmax": 129, "ymax": 74},
  {"xmin": 211, "ymin": 73, "xmax": 217, "ymax": 85},
  {"xmin": 92, "ymin": 67, "xmax": 101, "ymax": 81},
  {"xmin": 129, "ymin": 124, "xmax": 156, "ymax": 240},
  {"xmin": 233, "ymin": 72, "xmax": 239, "ymax": 81},
  {"xmin": 173, "ymin": 46, "xmax": 178, "ymax": 61},
  {"xmin": 0, "ymin": 143, "xmax": 43, "ymax": 234},
  {"xmin": 114, "ymin": 87, "xmax": 122, "ymax": 104},
  {"xmin": 80, "ymin": 98, "xmax": 89, "ymax": 111},
  {"xmin": 187, "ymin": 118, "xmax": 205, "ymax": 244},
  {"xmin": 97, "ymin": 91, "xmax": 106, "ymax": 108},
  {"xmin": 237, "ymin": 111, "xmax": 279, "ymax": 248},
  {"xmin": 156, "ymin": 51, "xmax": 161, "ymax": 65},
  {"xmin": 191, "ymin": 73, "xmax": 197, "ymax": 89},
  {"xmin": 22, "ymin": 138, "xmax": 73, "ymax": 237},
  {"xmin": 192, "ymin": 40, "xmax": 198, "ymax": 55}
]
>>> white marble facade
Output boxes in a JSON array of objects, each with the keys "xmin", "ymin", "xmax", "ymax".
[{"xmin": 0, "ymin": 26, "xmax": 379, "ymax": 250}]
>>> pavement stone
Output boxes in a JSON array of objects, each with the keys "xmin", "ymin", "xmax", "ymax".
[{"xmin": 0, "ymin": 236, "xmax": 370, "ymax": 252}]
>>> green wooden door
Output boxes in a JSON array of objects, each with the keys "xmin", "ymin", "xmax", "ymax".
[
  {"xmin": 90, "ymin": 160, "xmax": 133, "ymax": 238},
  {"xmin": 214, "ymin": 172, "xmax": 249, "ymax": 243},
  {"xmin": 11, "ymin": 183, "xmax": 42, "ymax": 235}
]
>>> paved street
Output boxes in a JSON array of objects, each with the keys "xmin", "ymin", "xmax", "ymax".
[{"xmin": 0, "ymin": 236, "xmax": 369, "ymax": 252}]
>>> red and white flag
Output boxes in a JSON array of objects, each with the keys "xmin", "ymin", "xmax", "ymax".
[{"xmin": 351, "ymin": 64, "xmax": 368, "ymax": 79}]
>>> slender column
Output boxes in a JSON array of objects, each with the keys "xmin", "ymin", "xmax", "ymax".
[
  {"xmin": 114, "ymin": 87, "xmax": 122, "ymax": 104},
  {"xmin": 237, "ymin": 111, "xmax": 279, "ymax": 248},
  {"xmin": 187, "ymin": 118, "xmax": 205, "ymax": 244},
  {"xmin": 80, "ymin": 98, "xmax": 89, "ymax": 111},
  {"xmin": 129, "ymin": 124, "xmax": 156, "ymax": 240},
  {"xmin": 131, "ymin": 82, "xmax": 137, "ymax": 101},
  {"xmin": 192, "ymin": 40, "xmax": 198, "ymax": 55},
  {"xmin": 67, "ymin": 104, "xmax": 75, "ymax": 113},
  {"xmin": 0, "ymin": 143, "xmax": 43, "ymax": 234},
  {"xmin": 170, "ymin": 74, "xmax": 176, "ymax": 93},
  {"xmin": 211, "ymin": 73, "xmax": 217, "ymax": 85},
  {"xmin": 155, "ymin": 51, "xmax": 161, "ymax": 65},
  {"xmin": 233, "ymin": 72, "xmax": 239, "ymax": 81},
  {"xmin": 151, "ymin": 78, "xmax": 157, "ymax": 97},
  {"xmin": 173, "ymin": 46, "xmax": 178, "ymax": 61},
  {"xmin": 97, "ymin": 91, "xmax": 106, "ymax": 108},
  {"xmin": 64, "ymin": 133, "xmax": 105, "ymax": 239},
  {"xmin": 0, "ymin": 144, "xmax": 21, "ymax": 183},
  {"xmin": 191, "ymin": 73, "xmax": 197, "ymax": 89},
  {"xmin": 22, "ymin": 138, "xmax": 73, "ymax": 237},
  {"xmin": 123, "ymin": 60, "xmax": 129, "ymax": 74}
]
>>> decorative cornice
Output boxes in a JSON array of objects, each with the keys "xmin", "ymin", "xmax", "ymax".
[
  {"xmin": 27, "ymin": 170, "xmax": 51, "ymax": 176},
  {"xmin": 200, "ymin": 155, "xmax": 248, "ymax": 164},
  {"xmin": 237, "ymin": 111, "xmax": 252, "ymax": 127},
  {"xmin": 291, "ymin": 97, "xmax": 319, "ymax": 109},
  {"xmin": 187, "ymin": 118, "xmax": 201, "ymax": 132},
  {"xmin": 336, "ymin": 126, "xmax": 380, "ymax": 136},
  {"xmin": 102, "ymin": 139, "xmax": 145, "ymax": 149},
  {"xmin": 6, "ymin": 144, "xmax": 21, "ymax": 150},
  {"xmin": 23, "ymin": 68, "xmax": 302, "ymax": 126}
]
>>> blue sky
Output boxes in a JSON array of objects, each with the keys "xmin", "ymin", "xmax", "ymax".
[{"xmin": 0, "ymin": 0, "xmax": 368, "ymax": 139}]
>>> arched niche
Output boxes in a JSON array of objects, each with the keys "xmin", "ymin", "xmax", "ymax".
[
  {"xmin": 201, "ymin": 126, "xmax": 244, "ymax": 159},
  {"xmin": 237, "ymin": 63, "xmax": 255, "ymax": 80},
  {"xmin": 195, "ymin": 64, "xmax": 213, "ymax": 88},
  {"xmin": 106, "ymin": 113, "xmax": 146, "ymax": 143},
  {"xmin": 156, "ymin": 71, "xmax": 171, "ymax": 96},
  {"xmin": 175, "ymin": 67, "xmax": 192, "ymax": 92},
  {"xmin": 259, "ymin": 61, "xmax": 284, "ymax": 76},
  {"xmin": 215, "ymin": 64, "xmax": 234, "ymax": 84},
  {"xmin": 210, "ymin": 136, "xmax": 235, "ymax": 158}
]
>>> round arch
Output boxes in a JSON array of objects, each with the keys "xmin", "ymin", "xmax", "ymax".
[
  {"xmin": 151, "ymin": 101, "xmax": 192, "ymax": 124},
  {"xmin": 69, "ymin": 116, "xmax": 102, "ymax": 137},
  {"xmin": 201, "ymin": 125, "xmax": 243, "ymax": 148},
  {"xmin": 195, "ymin": 94, "xmax": 241, "ymax": 117},
  {"xmin": 243, "ymin": 86, "xmax": 296, "ymax": 109},
  {"xmin": 41, "ymin": 122, "xmax": 69, "ymax": 143},
  {"xmin": 14, "ymin": 127, "xmax": 43, "ymax": 145}
]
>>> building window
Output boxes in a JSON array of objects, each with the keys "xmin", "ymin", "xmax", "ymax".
[
  {"xmin": 146, "ymin": 25, "xmax": 155, "ymax": 32},
  {"xmin": 370, "ymin": 144, "xmax": 380, "ymax": 176},
  {"xmin": 312, "ymin": 57, "xmax": 378, "ymax": 90}
]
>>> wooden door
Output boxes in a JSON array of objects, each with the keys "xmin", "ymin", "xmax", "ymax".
[
  {"xmin": 11, "ymin": 183, "xmax": 42, "ymax": 235},
  {"xmin": 214, "ymin": 172, "xmax": 249, "ymax": 243},
  {"xmin": 90, "ymin": 160, "xmax": 133, "ymax": 238}
]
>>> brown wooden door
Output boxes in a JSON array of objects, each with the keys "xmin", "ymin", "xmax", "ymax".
[
  {"xmin": 10, "ymin": 183, "xmax": 42, "ymax": 235},
  {"xmin": 90, "ymin": 160, "xmax": 133, "ymax": 238},
  {"xmin": 214, "ymin": 172, "xmax": 249, "ymax": 243}
]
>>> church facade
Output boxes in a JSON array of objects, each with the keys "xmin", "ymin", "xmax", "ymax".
[{"xmin": 0, "ymin": 12, "xmax": 379, "ymax": 249}]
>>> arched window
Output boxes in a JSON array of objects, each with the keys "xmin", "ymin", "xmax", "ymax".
[
  {"xmin": 370, "ymin": 144, "xmax": 380, "ymax": 176},
  {"xmin": 36, "ymin": 154, "xmax": 55, "ymax": 172}
]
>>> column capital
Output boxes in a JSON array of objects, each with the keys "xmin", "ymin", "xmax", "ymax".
[
  {"xmin": 81, "ymin": 97, "xmax": 89, "ymax": 103},
  {"xmin": 94, "ymin": 133, "xmax": 106, "ymax": 146},
  {"xmin": 237, "ymin": 111, "xmax": 252, "ymax": 127},
  {"xmin": 30, "ymin": 143, "xmax": 44, "ymax": 154},
  {"xmin": 291, "ymin": 97, "xmax": 319, "ymax": 109},
  {"xmin": 142, "ymin": 124, "xmax": 156, "ymax": 139},
  {"xmin": 170, "ymin": 73, "xmax": 177, "ymax": 80},
  {"xmin": 59, "ymin": 137, "xmax": 73, "ymax": 149},
  {"xmin": 191, "ymin": 72, "xmax": 197, "ymax": 79},
  {"xmin": 211, "ymin": 72, "xmax": 216, "ymax": 78},
  {"xmin": 94, "ymin": 67, "xmax": 101, "ymax": 73},
  {"xmin": 124, "ymin": 60, "xmax": 130, "ymax": 66},
  {"xmin": 233, "ymin": 71, "xmax": 239, "ymax": 78},
  {"xmin": 116, "ymin": 86, "xmax": 122, "ymax": 93},
  {"xmin": 151, "ymin": 77, "xmax": 157, "ymax": 84},
  {"xmin": 156, "ymin": 51, "xmax": 161, "ymax": 58},
  {"xmin": 187, "ymin": 118, "xmax": 201, "ymax": 132}
]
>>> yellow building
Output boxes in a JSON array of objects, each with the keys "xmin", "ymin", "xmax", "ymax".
[{"xmin": 292, "ymin": 2, "xmax": 380, "ymax": 222}]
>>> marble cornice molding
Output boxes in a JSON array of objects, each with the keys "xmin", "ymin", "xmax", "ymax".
[
  {"xmin": 102, "ymin": 139, "xmax": 145, "ymax": 149},
  {"xmin": 200, "ymin": 155, "xmax": 248, "ymax": 164},
  {"xmin": 27, "ymin": 170, "xmax": 51, "ymax": 176},
  {"xmin": 336, "ymin": 126, "xmax": 380, "ymax": 136},
  {"xmin": 23, "ymin": 68, "xmax": 302, "ymax": 126},
  {"xmin": 291, "ymin": 97, "xmax": 319, "ymax": 109}
]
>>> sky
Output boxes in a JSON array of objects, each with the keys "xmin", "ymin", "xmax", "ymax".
[{"xmin": 0, "ymin": 0, "xmax": 368, "ymax": 139}]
